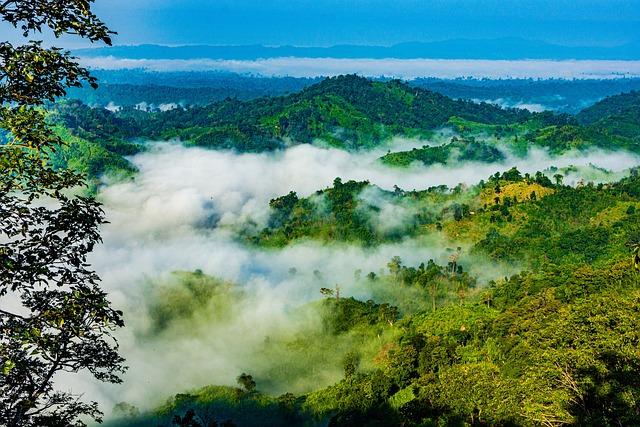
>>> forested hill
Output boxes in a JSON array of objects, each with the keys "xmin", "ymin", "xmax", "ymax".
[
  {"xmin": 64, "ymin": 71, "xmax": 640, "ymax": 114},
  {"xmin": 576, "ymin": 90, "xmax": 640, "ymax": 141},
  {"xmin": 140, "ymin": 74, "xmax": 559, "ymax": 150},
  {"xmin": 65, "ymin": 71, "xmax": 320, "ymax": 107},
  {"xmin": 56, "ymin": 74, "xmax": 572, "ymax": 152},
  {"xmin": 48, "ymin": 76, "xmax": 640, "ymax": 186}
]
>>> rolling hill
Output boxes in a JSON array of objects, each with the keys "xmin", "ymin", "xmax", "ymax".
[
  {"xmin": 50, "ymin": 76, "xmax": 640, "ymax": 184},
  {"xmin": 103, "ymin": 74, "xmax": 565, "ymax": 151},
  {"xmin": 577, "ymin": 90, "xmax": 640, "ymax": 143}
]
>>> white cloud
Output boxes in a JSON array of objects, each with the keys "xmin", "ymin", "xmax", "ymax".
[
  {"xmin": 158, "ymin": 102, "xmax": 179, "ymax": 112},
  {"xmin": 475, "ymin": 98, "xmax": 550, "ymax": 112},
  {"xmin": 105, "ymin": 101, "xmax": 122, "ymax": 112}
]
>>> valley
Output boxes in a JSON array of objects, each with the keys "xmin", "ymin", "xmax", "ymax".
[{"xmin": 44, "ymin": 76, "xmax": 640, "ymax": 425}]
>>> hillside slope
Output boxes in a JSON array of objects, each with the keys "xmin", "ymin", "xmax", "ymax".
[
  {"xmin": 577, "ymin": 90, "xmax": 640, "ymax": 143},
  {"xmin": 108, "ymin": 170, "xmax": 640, "ymax": 427},
  {"xmin": 48, "ymin": 79, "xmax": 640, "ymax": 187},
  {"xmin": 123, "ymin": 74, "xmax": 548, "ymax": 150}
]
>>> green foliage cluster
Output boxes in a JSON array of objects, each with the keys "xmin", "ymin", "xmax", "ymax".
[
  {"xmin": 382, "ymin": 119, "xmax": 640, "ymax": 171},
  {"xmin": 526, "ymin": 124, "xmax": 636, "ymax": 153},
  {"xmin": 46, "ymin": 100, "xmax": 143, "ymax": 184},
  {"xmin": 109, "ymin": 385, "xmax": 315, "ymax": 427},
  {"xmin": 253, "ymin": 179, "xmax": 380, "ymax": 246},
  {"xmin": 577, "ymin": 91, "xmax": 640, "ymax": 134},
  {"xmin": 144, "ymin": 271, "xmax": 239, "ymax": 334},
  {"xmin": 252, "ymin": 167, "xmax": 563, "ymax": 248},
  {"xmin": 47, "ymin": 125, "xmax": 138, "ymax": 192},
  {"xmin": 177, "ymin": 169, "xmax": 640, "ymax": 426},
  {"xmin": 251, "ymin": 178, "xmax": 466, "ymax": 246},
  {"xmin": 320, "ymin": 297, "xmax": 400, "ymax": 335},
  {"xmin": 381, "ymin": 135, "xmax": 506, "ymax": 167},
  {"xmin": 381, "ymin": 92, "xmax": 640, "ymax": 168},
  {"xmin": 56, "ymin": 75, "xmax": 561, "ymax": 153},
  {"xmin": 475, "ymin": 174, "xmax": 640, "ymax": 269}
]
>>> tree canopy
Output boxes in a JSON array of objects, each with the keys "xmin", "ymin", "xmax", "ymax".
[{"xmin": 0, "ymin": 1, "xmax": 125, "ymax": 425}]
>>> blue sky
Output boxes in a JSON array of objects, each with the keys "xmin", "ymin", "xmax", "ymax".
[{"xmin": 2, "ymin": 0, "xmax": 640, "ymax": 47}]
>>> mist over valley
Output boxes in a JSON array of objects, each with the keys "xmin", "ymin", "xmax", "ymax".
[{"xmin": 3, "ymin": 3, "xmax": 640, "ymax": 425}]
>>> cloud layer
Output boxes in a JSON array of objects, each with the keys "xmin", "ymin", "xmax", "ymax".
[{"xmin": 79, "ymin": 57, "xmax": 640, "ymax": 79}]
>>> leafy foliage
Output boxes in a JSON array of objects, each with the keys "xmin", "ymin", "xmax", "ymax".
[
  {"xmin": 55, "ymin": 75, "xmax": 565, "ymax": 153},
  {"xmin": 254, "ymin": 179, "xmax": 378, "ymax": 246},
  {"xmin": 576, "ymin": 90, "xmax": 640, "ymax": 151},
  {"xmin": 0, "ymin": 1, "xmax": 125, "ymax": 425},
  {"xmin": 381, "ymin": 135, "xmax": 505, "ymax": 167}
]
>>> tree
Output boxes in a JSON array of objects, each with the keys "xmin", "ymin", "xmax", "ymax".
[
  {"xmin": 629, "ymin": 241, "xmax": 640, "ymax": 271},
  {"xmin": 320, "ymin": 287, "xmax": 335, "ymax": 298},
  {"xmin": 387, "ymin": 256, "xmax": 403, "ymax": 279},
  {"xmin": 427, "ymin": 278, "xmax": 445, "ymax": 312},
  {"xmin": 378, "ymin": 303, "xmax": 399, "ymax": 326},
  {"xmin": 0, "ymin": 2, "xmax": 125, "ymax": 425},
  {"xmin": 112, "ymin": 402, "xmax": 140, "ymax": 419},
  {"xmin": 343, "ymin": 351, "xmax": 360, "ymax": 378},
  {"xmin": 453, "ymin": 203, "xmax": 463, "ymax": 221},
  {"xmin": 173, "ymin": 409, "xmax": 202, "ymax": 427},
  {"xmin": 172, "ymin": 409, "xmax": 237, "ymax": 427},
  {"xmin": 237, "ymin": 373, "xmax": 256, "ymax": 392},
  {"xmin": 554, "ymin": 173, "xmax": 564, "ymax": 186}
]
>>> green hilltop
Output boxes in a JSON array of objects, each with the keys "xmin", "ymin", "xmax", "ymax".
[{"xmin": 48, "ymin": 76, "xmax": 640, "ymax": 188}]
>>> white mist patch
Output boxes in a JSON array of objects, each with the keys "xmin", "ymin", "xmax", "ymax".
[
  {"xmin": 79, "ymin": 56, "xmax": 640, "ymax": 79},
  {"xmin": 158, "ymin": 102, "xmax": 179, "ymax": 112},
  {"xmin": 105, "ymin": 141, "xmax": 640, "ymax": 208},
  {"xmin": 104, "ymin": 101, "xmax": 122, "ymax": 113},
  {"xmin": 357, "ymin": 186, "xmax": 415, "ymax": 235},
  {"xmin": 475, "ymin": 98, "xmax": 550, "ymax": 112},
  {"xmin": 132, "ymin": 102, "xmax": 182, "ymax": 113},
  {"xmin": 77, "ymin": 141, "xmax": 639, "ymax": 415}
]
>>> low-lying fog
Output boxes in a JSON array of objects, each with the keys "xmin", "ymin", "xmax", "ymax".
[
  {"xmin": 79, "ymin": 57, "xmax": 640, "ymax": 79},
  {"xmin": 70, "ymin": 139, "xmax": 639, "ymax": 417}
]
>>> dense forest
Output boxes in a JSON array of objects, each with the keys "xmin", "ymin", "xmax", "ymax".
[
  {"xmin": 5, "ymin": 0, "xmax": 640, "ymax": 425},
  {"xmin": 50, "ymin": 75, "xmax": 640, "ymax": 189},
  {"xmin": 36, "ymin": 75, "xmax": 640, "ymax": 426},
  {"xmin": 58, "ymin": 74, "xmax": 542, "ymax": 151},
  {"xmin": 107, "ymin": 167, "xmax": 640, "ymax": 427},
  {"xmin": 65, "ymin": 70, "xmax": 640, "ymax": 114}
]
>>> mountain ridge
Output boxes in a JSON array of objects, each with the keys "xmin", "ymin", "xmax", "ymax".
[{"xmin": 74, "ymin": 38, "xmax": 640, "ymax": 61}]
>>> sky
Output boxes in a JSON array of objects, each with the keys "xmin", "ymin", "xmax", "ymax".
[{"xmin": 2, "ymin": 0, "xmax": 640, "ymax": 48}]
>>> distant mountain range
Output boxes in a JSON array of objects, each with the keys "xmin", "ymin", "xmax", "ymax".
[{"xmin": 75, "ymin": 38, "xmax": 640, "ymax": 60}]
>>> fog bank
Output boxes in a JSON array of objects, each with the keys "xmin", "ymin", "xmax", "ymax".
[
  {"xmin": 79, "ymin": 57, "xmax": 640, "ymax": 79},
  {"xmin": 65, "ymin": 140, "xmax": 639, "ymax": 416}
]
